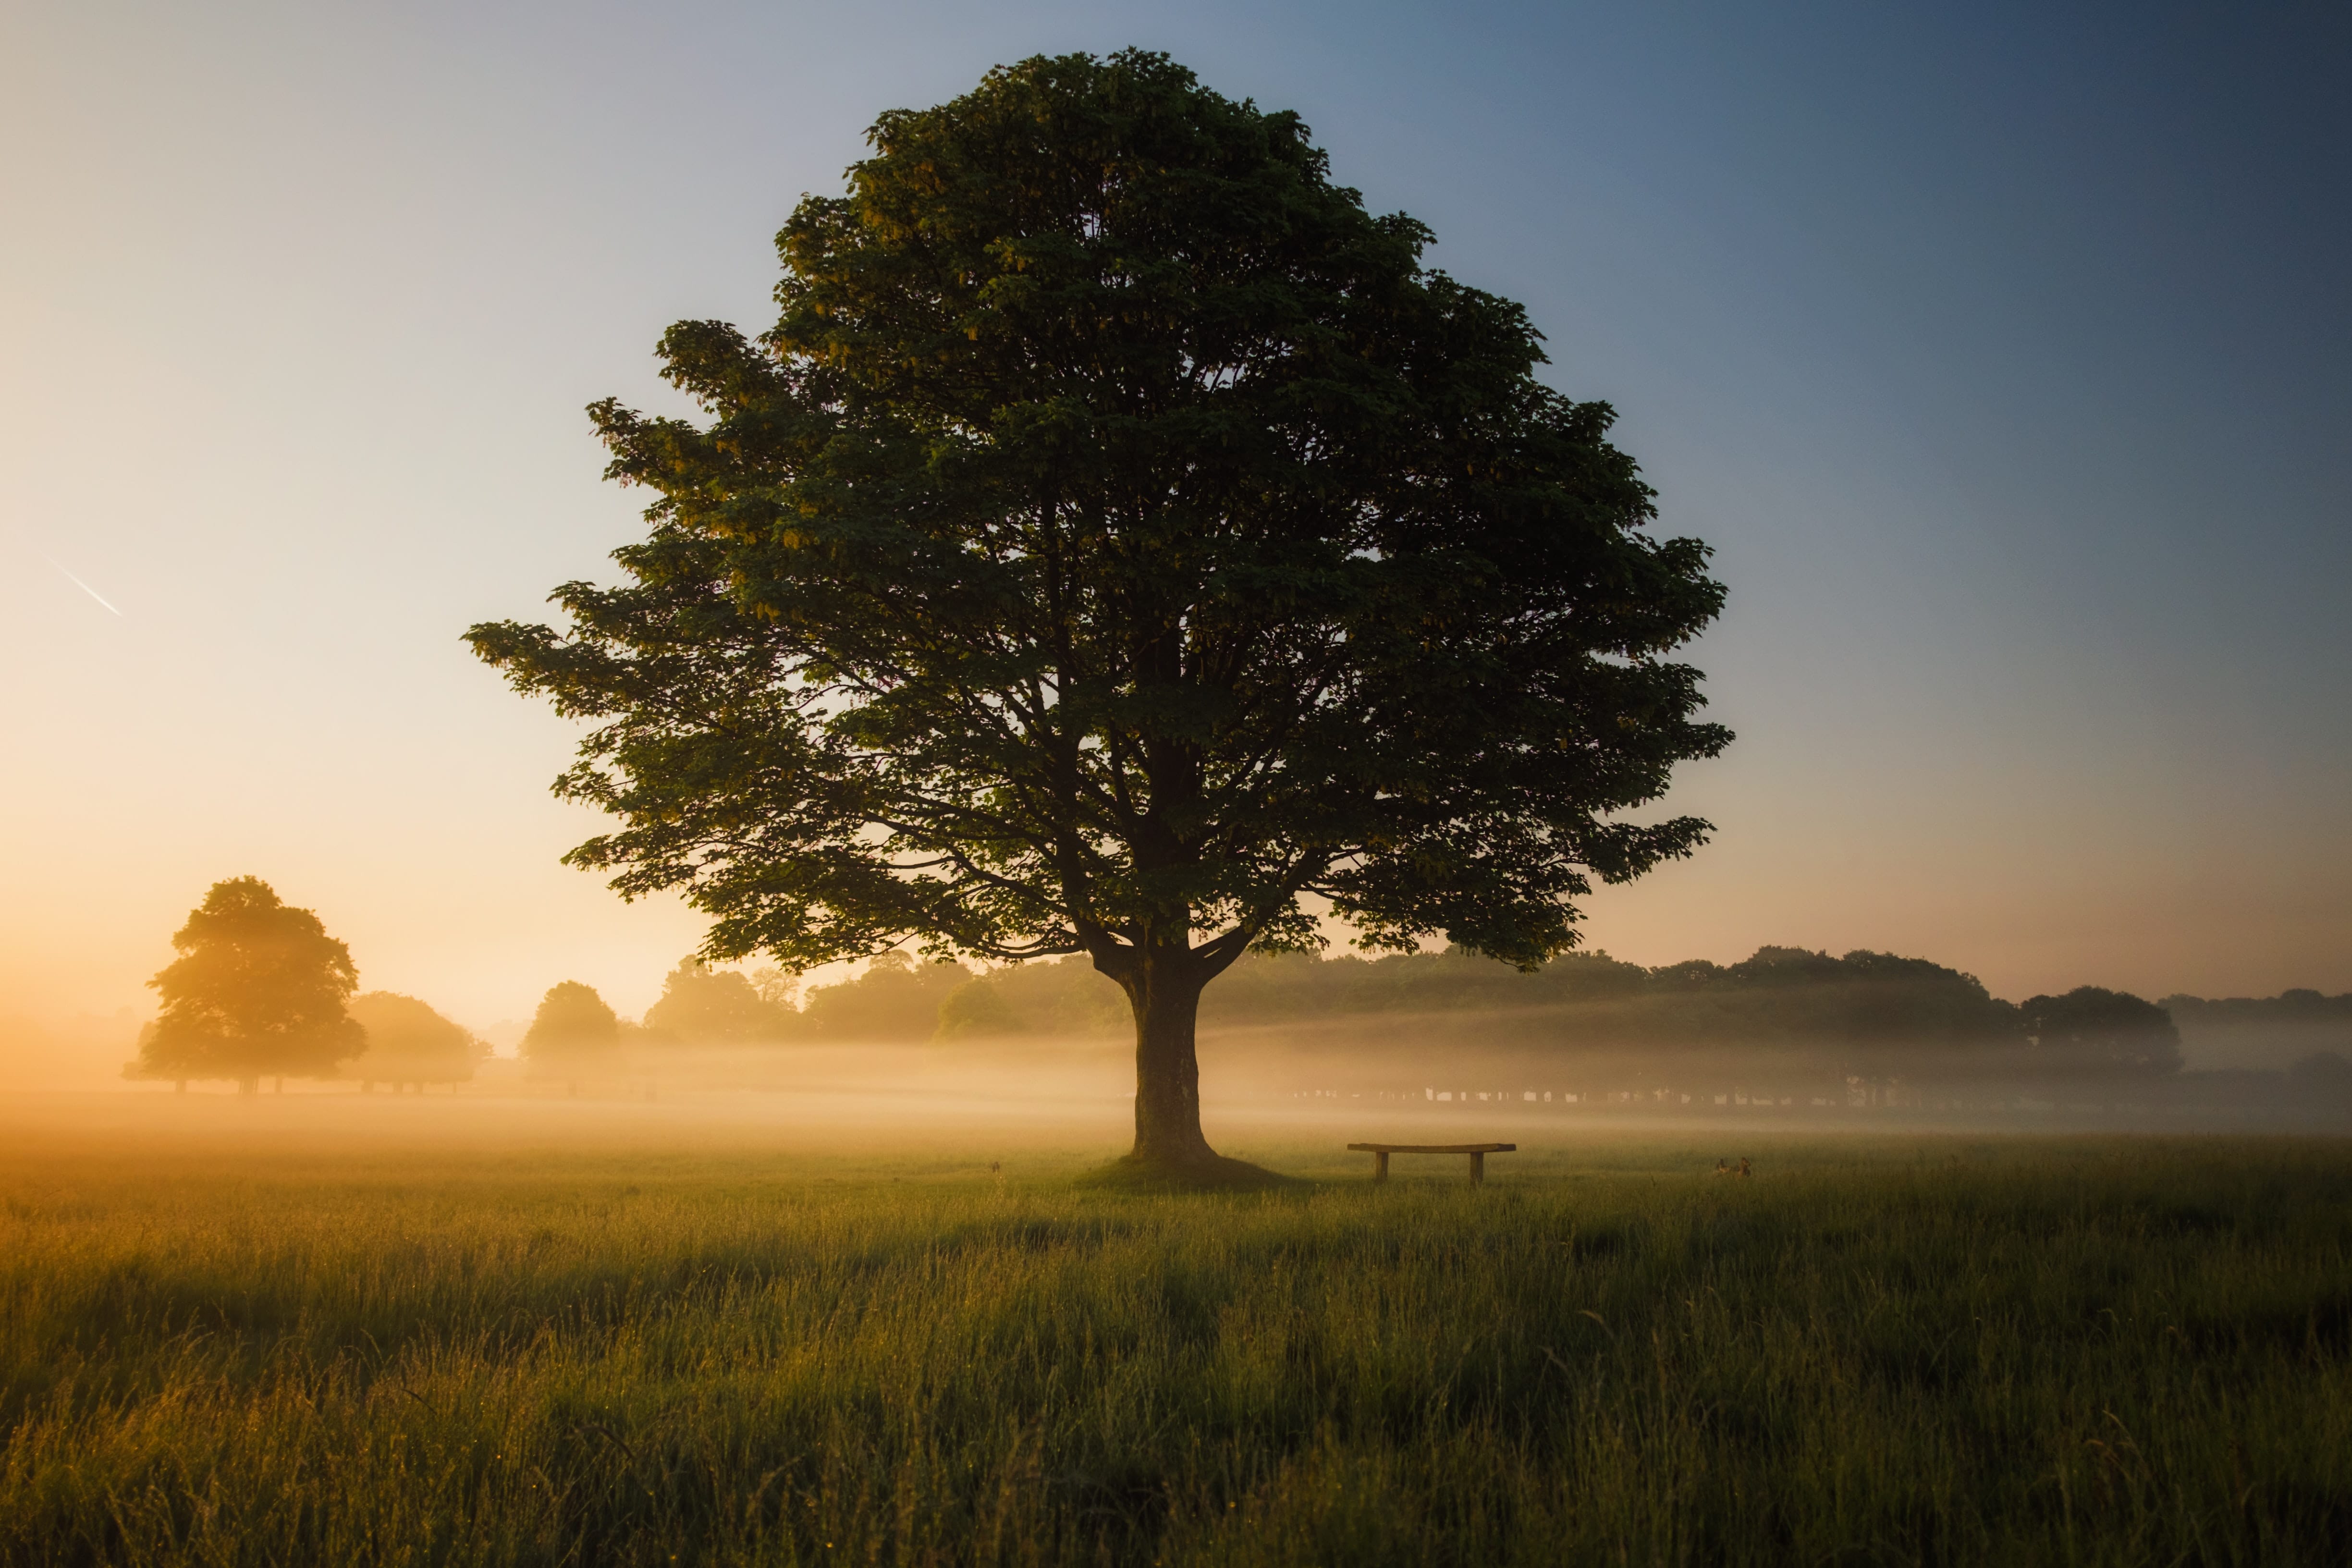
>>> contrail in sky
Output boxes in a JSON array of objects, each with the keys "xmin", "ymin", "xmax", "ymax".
[{"xmin": 41, "ymin": 553, "xmax": 122, "ymax": 615}]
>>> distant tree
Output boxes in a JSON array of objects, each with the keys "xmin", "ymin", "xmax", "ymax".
[
  {"xmin": 934, "ymin": 975, "xmax": 1029, "ymax": 1040},
  {"xmin": 132, "ymin": 877, "xmax": 363, "ymax": 1093},
  {"xmin": 1714, "ymin": 946, "xmax": 1850, "ymax": 988},
  {"xmin": 466, "ymin": 51, "xmax": 1727, "ymax": 1180},
  {"xmin": 1174, "ymin": 944, "xmax": 1639, "ymax": 1025},
  {"xmin": 748, "ymin": 966, "xmax": 802, "ymax": 1010},
  {"xmin": 2163, "ymin": 989, "xmax": 2352, "ymax": 1028},
  {"xmin": 642, "ymin": 958, "xmax": 797, "ymax": 1043},
  {"xmin": 800, "ymin": 952, "xmax": 973, "ymax": 1041},
  {"xmin": 2021, "ymin": 987, "xmax": 2182, "ymax": 1077},
  {"xmin": 347, "ymin": 992, "xmax": 480, "ymax": 1089},
  {"xmin": 522, "ymin": 981, "xmax": 620, "ymax": 1083},
  {"xmin": 939, "ymin": 956, "xmax": 1129, "ymax": 1040}
]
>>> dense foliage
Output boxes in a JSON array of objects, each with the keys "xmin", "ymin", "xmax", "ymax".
[
  {"xmin": 521, "ymin": 981, "xmax": 621, "ymax": 1071},
  {"xmin": 466, "ymin": 49, "xmax": 1728, "ymax": 1168},
  {"xmin": 131, "ymin": 877, "xmax": 362, "ymax": 1089},
  {"xmin": 642, "ymin": 960, "xmax": 796, "ymax": 1043},
  {"xmin": 1188, "ymin": 944, "xmax": 2022, "ymax": 1046},
  {"xmin": 2018, "ymin": 986, "xmax": 2183, "ymax": 1077},
  {"xmin": 345, "ymin": 992, "xmax": 480, "ymax": 1087},
  {"xmin": 633, "ymin": 943, "xmax": 2204, "ymax": 1083},
  {"xmin": 799, "ymin": 952, "xmax": 973, "ymax": 1041}
]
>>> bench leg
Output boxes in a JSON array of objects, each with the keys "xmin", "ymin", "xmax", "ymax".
[
  {"xmin": 1470, "ymin": 1151, "xmax": 1485, "ymax": 1185},
  {"xmin": 1374, "ymin": 1151, "xmax": 1389, "ymax": 1183}
]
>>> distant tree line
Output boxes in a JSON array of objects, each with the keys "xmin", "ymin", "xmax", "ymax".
[
  {"xmin": 517, "ymin": 941, "xmax": 2339, "ymax": 1084},
  {"xmin": 2161, "ymin": 988, "xmax": 2352, "ymax": 1098},
  {"xmin": 135, "ymin": 876, "xmax": 2339, "ymax": 1095},
  {"xmin": 2161, "ymin": 989, "xmax": 2352, "ymax": 1028}
]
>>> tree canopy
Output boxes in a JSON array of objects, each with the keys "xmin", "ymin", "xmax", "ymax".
[
  {"xmin": 134, "ymin": 877, "xmax": 362, "ymax": 1089},
  {"xmin": 800, "ymin": 951, "xmax": 974, "ymax": 1041},
  {"xmin": 642, "ymin": 959, "xmax": 797, "ymax": 1043},
  {"xmin": 521, "ymin": 981, "xmax": 620, "ymax": 1068},
  {"xmin": 467, "ymin": 50, "xmax": 1728, "ymax": 1175},
  {"xmin": 920, "ymin": 943, "xmax": 2065, "ymax": 1062},
  {"xmin": 347, "ymin": 991, "xmax": 480, "ymax": 1085},
  {"xmin": 2020, "ymin": 987, "xmax": 2183, "ymax": 1077}
]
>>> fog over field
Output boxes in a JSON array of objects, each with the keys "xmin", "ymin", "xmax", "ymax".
[
  {"xmin": 5, "ymin": 12, "xmax": 2348, "ymax": 1563},
  {"xmin": 12, "ymin": 943, "xmax": 2348, "ymax": 1147}
]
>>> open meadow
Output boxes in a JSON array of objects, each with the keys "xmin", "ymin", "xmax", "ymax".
[{"xmin": 2, "ymin": 1099, "xmax": 2348, "ymax": 1567}]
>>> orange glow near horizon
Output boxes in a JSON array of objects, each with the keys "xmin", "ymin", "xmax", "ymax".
[{"xmin": 4, "ymin": 5, "xmax": 2346, "ymax": 1076}]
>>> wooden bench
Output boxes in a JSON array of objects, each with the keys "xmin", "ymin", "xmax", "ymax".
[{"xmin": 1348, "ymin": 1142, "xmax": 1516, "ymax": 1184}]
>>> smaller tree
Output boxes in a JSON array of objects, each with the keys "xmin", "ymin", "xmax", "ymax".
[
  {"xmin": 642, "ymin": 959, "xmax": 797, "ymax": 1043},
  {"xmin": 523, "ymin": 981, "xmax": 620, "ymax": 1088},
  {"xmin": 799, "ymin": 953, "xmax": 972, "ymax": 1042},
  {"xmin": 747, "ymin": 967, "xmax": 802, "ymax": 1010},
  {"xmin": 2021, "ymin": 987, "xmax": 2182, "ymax": 1077},
  {"xmin": 347, "ymin": 992, "xmax": 481, "ymax": 1090},
  {"xmin": 937, "ymin": 957, "xmax": 1127, "ymax": 1041},
  {"xmin": 134, "ymin": 877, "xmax": 362, "ymax": 1093}
]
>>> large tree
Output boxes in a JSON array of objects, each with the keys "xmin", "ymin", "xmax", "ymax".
[
  {"xmin": 468, "ymin": 51, "xmax": 1729, "ymax": 1180},
  {"xmin": 135, "ymin": 877, "xmax": 363, "ymax": 1093}
]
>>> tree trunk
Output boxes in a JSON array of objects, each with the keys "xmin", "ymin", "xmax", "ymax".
[
  {"xmin": 1123, "ymin": 951, "xmax": 1217, "ymax": 1168},
  {"xmin": 1084, "ymin": 934, "xmax": 1278, "ymax": 1188},
  {"xmin": 238, "ymin": 1077, "xmax": 257, "ymax": 1096}
]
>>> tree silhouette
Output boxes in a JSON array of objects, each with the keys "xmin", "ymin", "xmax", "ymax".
[
  {"xmin": 521, "ymin": 981, "xmax": 621, "ymax": 1088},
  {"xmin": 800, "ymin": 952, "xmax": 973, "ymax": 1041},
  {"xmin": 467, "ymin": 51, "xmax": 1728, "ymax": 1180},
  {"xmin": 2021, "ymin": 986, "xmax": 2183, "ymax": 1077},
  {"xmin": 643, "ymin": 959, "xmax": 797, "ymax": 1042},
  {"xmin": 134, "ymin": 877, "xmax": 362, "ymax": 1093},
  {"xmin": 348, "ymin": 992, "xmax": 480, "ymax": 1090}
]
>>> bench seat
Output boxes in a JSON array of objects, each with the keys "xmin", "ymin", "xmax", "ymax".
[{"xmin": 1346, "ymin": 1141, "xmax": 1517, "ymax": 1183}]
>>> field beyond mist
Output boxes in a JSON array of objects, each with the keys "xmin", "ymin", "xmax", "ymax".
[{"xmin": 3, "ymin": 1105, "xmax": 2347, "ymax": 1566}]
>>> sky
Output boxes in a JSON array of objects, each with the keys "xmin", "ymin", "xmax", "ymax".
[{"xmin": 2, "ymin": 0, "xmax": 2346, "ymax": 1036}]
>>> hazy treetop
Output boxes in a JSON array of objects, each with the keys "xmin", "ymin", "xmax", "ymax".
[
  {"xmin": 136, "ymin": 877, "xmax": 363, "ymax": 1082},
  {"xmin": 522, "ymin": 980, "xmax": 620, "ymax": 1058}
]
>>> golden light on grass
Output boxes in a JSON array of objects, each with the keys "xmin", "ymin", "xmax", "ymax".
[{"xmin": 2, "ymin": 1111, "xmax": 2348, "ymax": 1563}]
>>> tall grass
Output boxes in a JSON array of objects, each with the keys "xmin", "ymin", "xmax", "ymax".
[{"xmin": 2, "ymin": 1134, "xmax": 2347, "ymax": 1565}]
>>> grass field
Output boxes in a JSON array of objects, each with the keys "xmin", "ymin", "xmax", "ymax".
[{"xmin": 2, "ymin": 1116, "xmax": 2348, "ymax": 1566}]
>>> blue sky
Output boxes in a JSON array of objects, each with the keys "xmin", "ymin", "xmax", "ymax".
[{"xmin": 2, "ymin": 0, "xmax": 2345, "ymax": 1028}]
